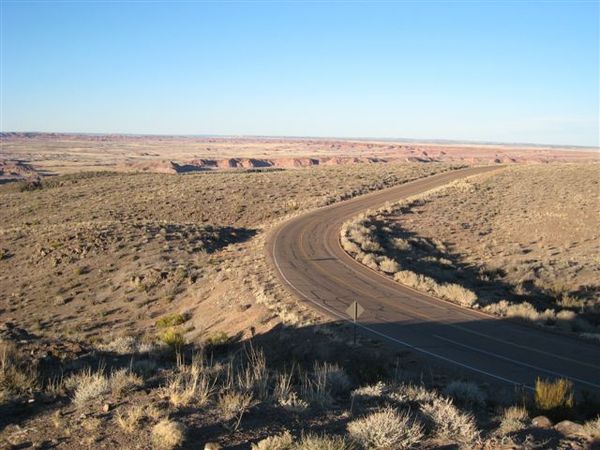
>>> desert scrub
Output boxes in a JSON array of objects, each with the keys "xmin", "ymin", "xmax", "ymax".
[
  {"xmin": 205, "ymin": 331, "xmax": 229, "ymax": 346},
  {"xmin": 156, "ymin": 313, "xmax": 187, "ymax": 328},
  {"xmin": 152, "ymin": 418, "xmax": 186, "ymax": 450},
  {"xmin": 0, "ymin": 341, "xmax": 39, "ymax": 404},
  {"xmin": 115, "ymin": 405, "xmax": 145, "ymax": 432},
  {"xmin": 420, "ymin": 397, "xmax": 479, "ymax": 444},
  {"xmin": 159, "ymin": 329, "xmax": 185, "ymax": 350},
  {"xmin": 496, "ymin": 405, "xmax": 529, "ymax": 435},
  {"xmin": 164, "ymin": 358, "xmax": 214, "ymax": 407},
  {"xmin": 442, "ymin": 380, "xmax": 486, "ymax": 406},
  {"xmin": 65, "ymin": 367, "xmax": 143, "ymax": 406},
  {"xmin": 347, "ymin": 407, "xmax": 424, "ymax": 449},
  {"xmin": 534, "ymin": 378, "xmax": 574, "ymax": 420}
]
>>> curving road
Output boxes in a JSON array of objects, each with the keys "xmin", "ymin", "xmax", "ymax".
[{"xmin": 266, "ymin": 166, "xmax": 600, "ymax": 392}]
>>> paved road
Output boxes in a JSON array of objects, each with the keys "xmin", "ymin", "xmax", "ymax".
[{"xmin": 266, "ymin": 166, "xmax": 600, "ymax": 392}]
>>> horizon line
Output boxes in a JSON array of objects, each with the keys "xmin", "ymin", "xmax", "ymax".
[{"xmin": 1, "ymin": 130, "xmax": 598, "ymax": 150}]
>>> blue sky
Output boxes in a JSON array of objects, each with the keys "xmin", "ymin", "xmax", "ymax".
[{"xmin": 1, "ymin": 1, "xmax": 598, "ymax": 146}]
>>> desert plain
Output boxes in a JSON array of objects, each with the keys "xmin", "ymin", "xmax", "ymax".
[{"xmin": 1, "ymin": 133, "xmax": 599, "ymax": 449}]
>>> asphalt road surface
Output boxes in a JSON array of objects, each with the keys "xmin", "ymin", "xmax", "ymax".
[{"xmin": 266, "ymin": 166, "xmax": 600, "ymax": 392}]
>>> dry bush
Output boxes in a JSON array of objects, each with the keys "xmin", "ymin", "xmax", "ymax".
[
  {"xmin": 115, "ymin": 405, "xmax": 145, "ymax": 432},
  {"xmin": 351, "ymin": 382, "xmax": 388, "ymax": 402},
  {"xmin": 165, "ymin": 359, "xmax": 214, "ymax": 407},
  {"xmin": 110, "ymin": 368, "xmax": 144, "ymax": 397},
  {"xmin": 299, "ymin": 362, "xmax": 349, "ymax": 408},
  {"xmin": 442, "ymin": 380, "xmax": 486, "ymax": 406},
  {"xmin": 151, "ymin": 418, "xmax": 186, "ymax": 450},
  {"xmin": 67, "ymin": 368, "xmax": 110, "ymax": 407},
  {"xmin": 252, "ymin": 431, "xmax": 294, "ymax": 450},
  {"xmin": 420, "ymin": 398, "xmax": 479, "ymax": 444},
  {"xmin": 313, "ymin": 362, "xmax": 350, "ymax": 396},
  {"xmin": 273, "ymin": 371, "xmax": 308, "ymax": 412},
  {"xmin": 234, "ymin": 346, "xmax": 269, "ymax": 400},
  {"xmin": 0, "ymin": 341, "xmax": 38, "ymax": 403},
  {"xmin": 297, "ymin": 433, "xmax": 356, "ymax": 450},
  {"xmin": 433, "ymin": 283, "xmax": 477, "ymax": 307},
  {"xmin": 218, "ymin": 391, "xmax": 253, "ymax": 421},
  {"xmin": 388, "ymin": 383, "xmax": 441, "ymax": 404},
  {"xmin": 379, "ymin": 257, "xmax": 400, "ymax": 274},
  {"xmin": 534, "ymin": 378, "xmax": 573, "ymax": 420},
  {"xmin": 582, "ymin": 416, "xmax": 600, "ymax": 440},
  {"xmin": 497, "ymin": 405, "xmax": 529, "ymax": 435},
  {"xmin": 347, "ymin": 407, "xmax": 424, "ymax": 449}
]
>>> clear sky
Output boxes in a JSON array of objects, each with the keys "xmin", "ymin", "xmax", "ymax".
[{"xmin": 1, "ymin": 1, "xmax": 598, "ymax": 146}]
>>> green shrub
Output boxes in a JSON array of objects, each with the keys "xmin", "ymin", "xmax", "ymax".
[
  {"xmin": 206, "ymin": 331, "xmax": 229, "ymax": 347},
  {"xmin": 156, "ymin": 313, "xmax": 186, "ymax": 329},
  {"xmin": 160, "ymin": 329, "xmax": 185, "ymax": 350}
]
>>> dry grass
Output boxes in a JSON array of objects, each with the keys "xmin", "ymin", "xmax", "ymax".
[
  {"xmin": 497, "ymin": 405, "xmax": 529, "ymax": 435},
  {"xmin": 252, "ymin": 431, "xmax": 294, "ymax": 450},
  {"xmin": 582, "ymin": 416, "xmax": 600, "ymax": 440},
  {"xmin": 115, "ymin": 405, "xmax": 145, "ymax": 432},
  {"xmin": 0, "ymin": 341, "xmax": 38, "ymax": 404},
  {"xmin": 164, "ymin": 358, "xmax": 214, "ymax": 407},
  {"xmin": 151, "ymin": 418, "xmax": 186, "ymax": 450},
  {"xmin": 534, "ymin": 378, "xmax": 574, "ymax": 420},
  {"xmin": 110, "ymin": 368, "xmax": 144, "ymax": 397},
  {"xmin": 296, "ymin": 433, "xmax": 356, "ymax": 450},
  {"xmin": 347, "ymin": 407, "xmax": 424, "ymax": 449},
  {"xmin": 218, "ymin": 391, "xmax": 254, "ymax": 421}
]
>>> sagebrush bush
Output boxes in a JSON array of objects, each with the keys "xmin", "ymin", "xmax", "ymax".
[
  {"xmin": 420, "ymin": 398, "xmax": 479, "ymax": 444},
  {"xmin": 70, "ymin": 368, "xmax": 110, "ymax": 407},
  {"xmin": 252, "ymin": 431, "xmax": 294, "ymax": 450},
  {"xmin": 347, "ymin": 407, "xmax": 424, "ymax": 449},
  {"xmin": 297, "ymin": 433, "xmax": 356, "ymax": 450},
  {"xmin": 582, "ymin": 416, "xmax": 600, "ymax": 440},
  {"xmin": 379, "ymin": 257, "xmax": 400, "ymax": 274},
  {"xmin": 497, "ymin": 405, "xmax": 529, "ymax": 435},
  {"xmin": 151, "ymin": 419, "xmax": 186, "ymax": 450},
  {"xmin": 443, "ymin": 380, "xmax": 486, "ymax": 406}
]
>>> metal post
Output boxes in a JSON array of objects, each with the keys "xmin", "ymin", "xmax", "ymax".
[{"xmin": 353, "ymin": 301, "xmax": 357, "ymax": 345}]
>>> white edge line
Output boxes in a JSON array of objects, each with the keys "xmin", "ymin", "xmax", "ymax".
[
  {"xmin": 270, "ymin": 224, "xmax": 534, "ymax": 391},
  {"xmin": 433, "ymin": 334, "xmax": 600, "ymax": 390}
]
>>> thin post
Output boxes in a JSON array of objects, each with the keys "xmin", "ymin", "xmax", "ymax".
[{"xmin": 353, "ymin": 301, "xmax": 357, "ymax": 345}]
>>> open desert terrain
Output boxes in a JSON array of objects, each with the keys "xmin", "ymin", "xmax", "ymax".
[
  {"xmin": 1, "ymin": 133, "xmax": 597, "ymax": 182},
  {"xmin": 341, "ymin": 164, "xmax": 600, "ymax": 337},
  {"xmin": 1, "ymin": 136, "xmax": 600, "ymax": 449}
]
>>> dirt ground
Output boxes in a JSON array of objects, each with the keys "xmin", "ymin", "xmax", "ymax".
[
  {"xmin": 0, "ymin": 163, "xmax": 454, "ymax": 347},
  {"xmin": 1, "ymin": 156, "xmax": 599, "ymax": 449}
]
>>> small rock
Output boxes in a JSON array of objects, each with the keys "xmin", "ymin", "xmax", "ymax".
[
  {"xmin": 532, "ymin": 415, "xmax": 553, "ymax": 428},
  {"xmin": 554, "ymin": 420, "xmax": 584, "ymax": 436},
  {"xmin": 102, "ymin": 403, "xmax": 110, "ymax": 412},
  {"xmin": 204, "ymin": 443, "xmax": 221, "ymax": 450}
]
